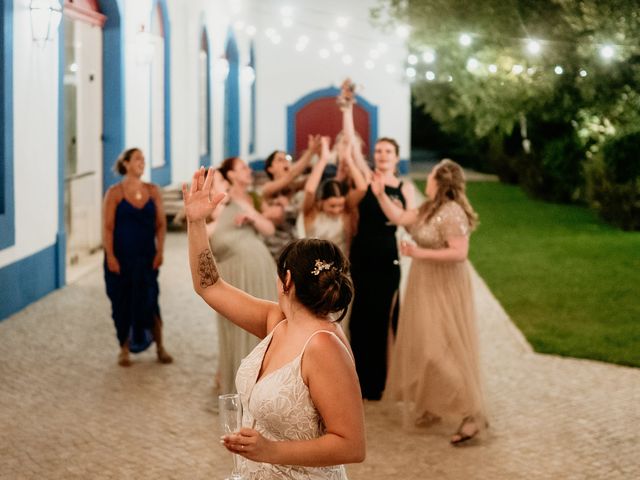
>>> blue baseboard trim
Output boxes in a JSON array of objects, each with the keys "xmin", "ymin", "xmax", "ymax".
[
  {"xmin": 55, "ymin": 232, "xmax": 66, "ymax": 288},
  {"xmin": 399, "ymin": 159, "xmax": 410, "ymax": 175},
  {"xmin": 0, "ymin": 244, "xmax": 59, "ymax": 321},
  {"xmin": 249, "ymin": 159, "xmax": 265, "ymax": 171}
]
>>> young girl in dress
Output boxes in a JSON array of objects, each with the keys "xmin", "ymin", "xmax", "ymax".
[
  {"xmin": 302, "ymin": 136, "xmax": 367, "ymax": 255},
  {"xmin": 373, "ymin": 158, "xmax": 488, "ymax": 445},
  {"xmin": 183, "ymin": 167, "xmax": 365, "ymax": 478}
]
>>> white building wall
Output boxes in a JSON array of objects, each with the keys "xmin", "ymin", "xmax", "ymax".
[
  {"xmin": 0, "ymin": 0, "xmax": 60, "ymax": 269},
  {"xmin": 249, "ymin": 0, "xmax": 411, "ymax": 161}
]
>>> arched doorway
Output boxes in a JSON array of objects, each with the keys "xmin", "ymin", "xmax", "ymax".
[
  {"xmin": 286, "ymin": 86, "xmax": 378, "ymax": 160},
  {"xmin": 61, "ymin": 0, "xmax": 107, "ymax": 279}
]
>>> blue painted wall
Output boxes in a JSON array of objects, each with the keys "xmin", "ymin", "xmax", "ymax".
[
  {"xmin": 0, "ymin": 245, "xmax": 58, "ymax": 320},
  {"xmin": 0, "ymin": 0, "xmax": 15, "ymax": 250},
  {"xmin": 100, "ymin": 0, "xmax": 126, "ymax": 192},
  {"xmin": 150, "ymin": 0, "xmax": 171, "ymax": 186},
  {"xmin": 199, "ymin": 26, "xmax": 211, "ymax": 167},
  {"xmin": 248, "ymin": 41, "xmax": 256, "ymax": 155},
  {"xmin": 223, "ymin": 28, "xmax": 240, "ymax": 159}
]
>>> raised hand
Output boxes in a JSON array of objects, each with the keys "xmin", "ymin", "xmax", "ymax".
[{"xmin": 182, "ymin": 167, "xmax": 226, "ymax": 223}]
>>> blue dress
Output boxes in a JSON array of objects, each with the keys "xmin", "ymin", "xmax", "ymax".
[{"xmin": 104, "ymin": 196, "xmax": 159, "ymax": 353}]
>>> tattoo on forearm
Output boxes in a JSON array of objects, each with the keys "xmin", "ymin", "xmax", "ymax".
[{"xmin": 198, "ymin": 250, "xmax": 219, "ymax": 288}]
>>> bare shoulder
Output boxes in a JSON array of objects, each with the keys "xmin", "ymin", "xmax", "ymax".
[
  {"xmin": 147, "ymin": 182, "xmax": 161, "ymax": 196},
  {"xmin": 304, "ymin": 328, "xmax": 353, "ymax": 366},
  {"xmin": 104, "ymin": 184, "xmax": 123, "ymax": 202}
]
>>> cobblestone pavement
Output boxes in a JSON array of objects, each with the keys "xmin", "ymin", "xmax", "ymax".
[{"xmin": 1, "ymin": 231, "xmax": 639, "ymax": 480}]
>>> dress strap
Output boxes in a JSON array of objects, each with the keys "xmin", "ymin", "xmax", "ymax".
[{"xmin": 299, "ymin": 330, "xmax": 354, "ymax": 363}]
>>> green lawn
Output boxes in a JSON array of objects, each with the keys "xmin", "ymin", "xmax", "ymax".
[{"xmin": 415, "ymin": 180, "xmax": 640, "ymax": 367}]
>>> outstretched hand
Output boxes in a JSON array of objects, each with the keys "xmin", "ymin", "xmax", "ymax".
[{"xmin": 182, "ymin": 167, "xmax": 226, "ymax": 223}]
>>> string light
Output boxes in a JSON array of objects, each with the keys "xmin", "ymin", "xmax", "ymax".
[
  {"xmin": 579, "ymin": 69, "xmax": 588, "ymax": 77},
  {"xmin": 526, "ymin": 39, "xmax": 541, "ymax": 55},
  {"xmin": 422, "ymin": 50, "xmax": 436, "ymax": 63},
  {"xmin": 488, "ymin": 64, "xmax": 497, "ymax": 73},
  {"xmin": 425, "ymin": 71, "xmax": 435, "ymax": 81},
  {"xmin": 406, "ymin": 67, "xmax": 416, "ymax": 78},
  {"xmin": 407, "ymin": 54, "xmax": 418, "ymax": 65},
  {"xmin": 336, "ymin": 16, "xmax": 349, "ymax": 28},
  {"xmin": 365, "ymin": 59, "xmax": 375, "ymax": 69},
  {"xmin": 395, "ymin": 25, "xmax": 410, "ymax": 38},
  {"xmin": 600, "ymin": 45, "xmax": 615, "ymax": 60},
  {"xmin": 459, "ymin": 33, "xmax": 472, "ymax": 46},
  {"xmin": 466, "ymin": 57, "xmax": 479, "ymax": 71},
  {"xmin": 554, "ymin": 65, "xmax": 563, "ymax": 74},
  {"xmin": 512, "ymin": 64, "xmax": 524, "ymax": 74}
]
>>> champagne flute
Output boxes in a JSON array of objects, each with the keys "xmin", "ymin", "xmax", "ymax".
[{"xmin": 219, "ymin": 393, "xmax": 245, "ymax": 480}]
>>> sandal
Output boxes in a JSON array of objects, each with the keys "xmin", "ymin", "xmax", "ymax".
[{"xmin": 450, "ymin": 416, "xmax": 479, "ymax": 446}]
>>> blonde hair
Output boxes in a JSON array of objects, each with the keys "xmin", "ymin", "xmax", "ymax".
[{"xmin": 418, "ymin": 159, "xmax": 478, "ymax": 230}]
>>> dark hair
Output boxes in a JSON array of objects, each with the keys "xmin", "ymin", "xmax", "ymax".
[
  {"xmin": 376, "ymin": 137, "xmax": 400, "ymax": 157},
  {"xmin": 318, "ymin": 179, "xmax": 346, "ymax": 201},
  {"xmin": 218, "ymin": 157, "xmax": 240, "ymax": 183},
  {"xmin": 113, "ymin": 148, "xmax": 141, "ymax": 175},
  {"xmin": 264, "ymin": 150, "xmax": 283, "ymax": 179},
  {"xmin": 277, "ymin": 239, "xmax": 353, "ymax": 322}
]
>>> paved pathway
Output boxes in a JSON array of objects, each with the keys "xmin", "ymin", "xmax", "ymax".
[{"xmin": 1, "ymin": 231, "xmax": 639, "ymax": 479}]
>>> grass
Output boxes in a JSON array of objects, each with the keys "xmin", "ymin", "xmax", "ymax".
[{"xmin": 414, "ymin": 180, "xmax": 640, "ymax": 367}]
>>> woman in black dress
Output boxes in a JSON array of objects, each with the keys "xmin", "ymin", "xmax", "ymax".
[{"xmin": 347, "ymin": 137, "xmax": 415, "ymax": 399}]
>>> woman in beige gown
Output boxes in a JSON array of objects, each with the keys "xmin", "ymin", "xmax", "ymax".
[
  {"xmin": 209, "ymin": 158, "xmax": 277, "ymax": 394},
  {"xmin": 372, "ymin": 159, "xmax": 487, "ymax": 445}
]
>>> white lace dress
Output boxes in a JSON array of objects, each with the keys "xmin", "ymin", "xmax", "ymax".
[{"xmin": 235, "ymin": 322, "xmax": 349, "ymax": 480}]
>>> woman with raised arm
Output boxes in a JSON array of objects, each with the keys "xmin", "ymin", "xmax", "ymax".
[
  {"xmin": 302, "ymin": 136, "xmax": 367, "ymax": 255},
  {"xmin": 102, "ymin": 148, "xmax": 172, "ymax": 366},
  {"xmin": 339, "ymin": 80, "xmax": 416, "ymax": 401},
  {"xmin": 373, "ymin": 159, "xmax": 488, "ymax": 445},
  {"xmin": 261, "ymin": 136, "xmax": 319, "ymax": 260},
  {"xmin": 208, "ymin": 157, "xmax": 277, "ymax": 395},
  {"xmin": 184, "ymin": 167, "xmax": 365, "ymax": 478}
]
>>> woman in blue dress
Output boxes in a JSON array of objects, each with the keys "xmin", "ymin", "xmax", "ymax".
[{"xmin": 103, "ymin": 148, "xmax": 173, "ymax": 367}]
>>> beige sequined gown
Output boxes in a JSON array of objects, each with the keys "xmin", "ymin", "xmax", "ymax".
[
  {"xmin": 385, "ymin": 201, "xmax": 487, "ymax": 429},
  {"xmin": 235, "ymin": 321, "xmax": 350, "ymax": 479},
  {"xmin": 209, "ymin": 200, "xmax": 278, "ymax": 394}
]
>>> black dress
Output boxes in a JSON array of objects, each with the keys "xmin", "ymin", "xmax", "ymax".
[
  {"xmin": 349, "ymin": 183, "xmax": 406, "ymax": 400},
  {"xmin": 104, "ymin": 194, "xmax": 159, "ymax": 353}
]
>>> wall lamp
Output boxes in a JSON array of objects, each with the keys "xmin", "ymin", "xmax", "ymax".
[{"xmin": 30, "ymin": 0, "xmax": 62, "ymax": 44}]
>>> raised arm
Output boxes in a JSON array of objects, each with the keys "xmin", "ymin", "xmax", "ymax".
[
  {"xmin": 370, "ymin": 172, "xmax": 418, "ymax": 226},
  {"xmin": 262, "ymin": 136, "xmax": 318, "ymax": 199},
  {"xmin": 184, "ymin": 167, "xmax": 281, "ymax": 339},
  {"xmin": 302, "ymin": 136, "xmax": 331, "ymax": 215}
]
